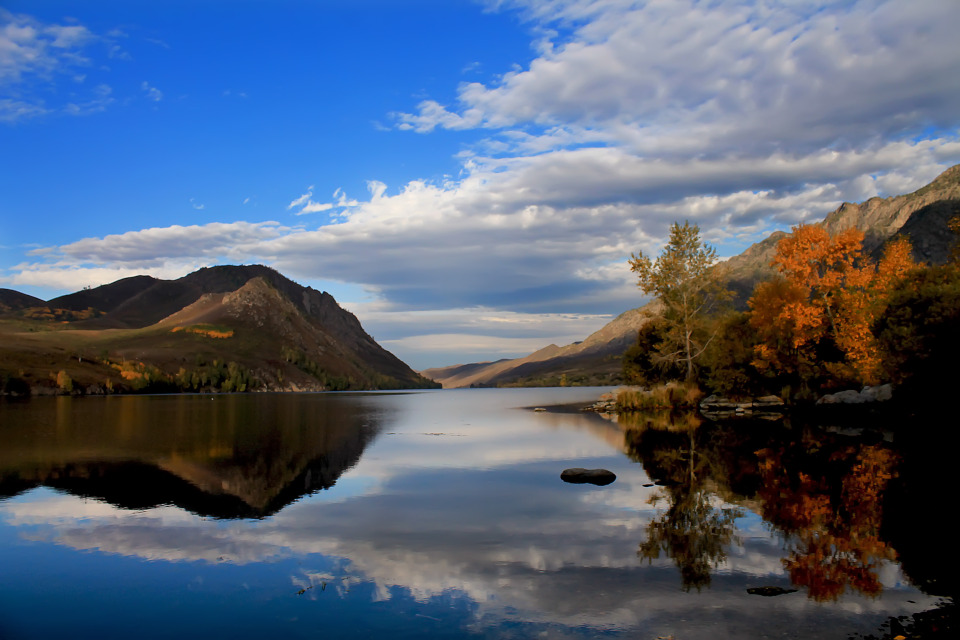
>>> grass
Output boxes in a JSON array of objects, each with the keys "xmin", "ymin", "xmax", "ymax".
[
  {"xmin": 615, "ymin": 381, "xmax": 704, "ymax": 412},
  {"xmin": 171, "ymin": 323, "xmax": 235, "ymax": 338}
]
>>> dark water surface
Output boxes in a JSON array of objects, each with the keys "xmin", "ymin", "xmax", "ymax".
[{"xmin": 0, "ymin": 389, "xmax": 950, "ymax": 639}]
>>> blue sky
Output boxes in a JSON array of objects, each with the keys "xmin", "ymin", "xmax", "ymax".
[{"xmin": 2, "ymin": 0, "xmax": 960, "ymax": 370}]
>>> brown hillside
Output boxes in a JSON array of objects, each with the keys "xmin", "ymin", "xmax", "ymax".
[
  {"xmin": 0, "ymin": 288, "xmax": 44, "ymax": 312},
  {"xmin": 1, "ymin": 268, "xmax": 437, "ymax": 394}
]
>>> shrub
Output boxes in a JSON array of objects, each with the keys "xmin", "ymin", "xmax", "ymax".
[{"xmin": 56, "ymin": 369, "xmax": 73, "ymax": 393}]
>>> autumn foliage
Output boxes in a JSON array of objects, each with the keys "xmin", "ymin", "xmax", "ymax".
[
  {"xmin": 755, "ymin": 441, "xmax": 899, "ymax": 601},
  {"xmin": 748, "ymin": 224, "xmax": 916, "ymax": 387},
  {"xmin": 625, "ymin": 216, "xmax": 958, "ymax": 402}
]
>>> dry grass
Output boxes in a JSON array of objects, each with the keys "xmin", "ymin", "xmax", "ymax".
[
  {"xmin": 615, "ymin": 381, "xmax": 704, "ymax": 412},
  {"xmin": 171, "ymin": 324, "xmax": 235, "ymax": 339}
]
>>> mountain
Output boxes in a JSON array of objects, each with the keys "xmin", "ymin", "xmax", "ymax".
[
  {"xmin": 424, "ymin": 165, "xmax": 960, "ymax": 388},
  {"xmin": 723, "ymin": 164, "xmax": 960, "ymax": 300},
  {"xmin": 421, "ymin": 305, "xmax": 657, "ymax": 388},
  {"xmin": 0, "ymin": 288, "xmax": 43, "ymax": 312},
  {"xmin": 0, "ymin": 265, "xmax": 438, "ymax": 394}
]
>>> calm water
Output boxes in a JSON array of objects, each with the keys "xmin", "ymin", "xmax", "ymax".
[{"xmin": 0, "ymin": 389, "xmax": 950, "ymax": 639}]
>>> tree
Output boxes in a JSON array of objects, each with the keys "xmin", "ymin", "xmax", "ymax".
[
  {"xmin": 621, "ymin": 317, "xmax": 682, "ymax": 385},
  {"xmin": 699, "ymin": 311, "xmax": 771, "ymax": 398},
  {"xmin": 874, "ymin": 262, "xmax": 960, "ymax": 396},
  {"xmin": 749, "ymin": 223, "xmax": 916, "ymax": 387},
  {"xmin": 629, "ymin": 221, "xmax": 729, "ymax": 381},
  {"xmin": 56, "ymin": 369, "xmax": 73, "ymax": 394}
]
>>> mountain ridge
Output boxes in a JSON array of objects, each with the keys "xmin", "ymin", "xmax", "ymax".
[
  {"xmin": 1, "ymin": 265, "xmax": 438, "ymax": 394},
  {"xmin": 423, "ymin": 165, "xmax": 960, "ymax": 388}
]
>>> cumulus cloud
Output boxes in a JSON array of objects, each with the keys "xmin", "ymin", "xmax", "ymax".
[
  {"xmin": 5, "ymin": 221, "xmax": 287, "ymax": 291},
  {"xmin": 405, "ymin": 0, "xmax": 960, "ymax": 156}
]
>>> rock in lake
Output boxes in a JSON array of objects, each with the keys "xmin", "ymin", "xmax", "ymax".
[
  {"xmin": 560, "ymin": 468, "xmax": 617, "ymax": 486},
  {"xmin": 746, "ymin": 586, "xmax": 798, "ymax": 597}
]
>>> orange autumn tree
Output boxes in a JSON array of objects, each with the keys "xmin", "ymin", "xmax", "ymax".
[{"xmin": 749, "ymin": 224, "xmax": 915, "ymax": 387}]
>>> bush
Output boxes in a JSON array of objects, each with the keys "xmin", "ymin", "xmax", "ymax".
[{"xmin": 56, "ymin": 369, "xmax": 73, "ymax": 394}]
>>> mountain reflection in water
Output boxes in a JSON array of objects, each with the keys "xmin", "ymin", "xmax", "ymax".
[
  {"xmin": 0, "ymin": 393, "xmax": 382, "ymax": 518},
  {"xmin": 0, "ymin": 389, "xmax": 952, "ymax": 640}
]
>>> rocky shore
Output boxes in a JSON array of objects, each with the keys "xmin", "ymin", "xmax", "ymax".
[{"xmin": 584, "ymin": 383, "xmax": 896, "ymax": 420}]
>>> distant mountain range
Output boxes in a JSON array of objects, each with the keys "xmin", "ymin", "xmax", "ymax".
[
  {"xmin": 0, "ymin": 265, "xmax": 437, "ymax": 394},
  {"xmin": 423, "ymin": 164, "xmax": 960, "ymax": 388}
]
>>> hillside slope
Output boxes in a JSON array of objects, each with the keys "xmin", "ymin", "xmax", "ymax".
[
  {"xmin": 424, "ymin": 165, "xmax": 960, "ymax": 388},
  {"xmin": 422, "ymin": 306, "xmax": 656, "ymax": 388},
  {"xmin": 0, "ymin": 266, "xmax": 437, "ymax": 394},
  {"xmin": 0, "ymin": 288, "xmax": 43, "ymax": 312}
]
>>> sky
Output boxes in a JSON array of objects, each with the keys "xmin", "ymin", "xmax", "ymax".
[{"xmin": 2, "ymin": 0, "xmax": 960, "ymax": 370}]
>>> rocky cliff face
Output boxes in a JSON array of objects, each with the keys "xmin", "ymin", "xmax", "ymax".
[{"xmin": 723, "ymin": 164, "xmax": 960, "ymax": 302}]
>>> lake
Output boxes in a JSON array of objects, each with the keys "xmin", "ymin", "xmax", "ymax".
[{"xmin": 0, "ymin": 389, "xmax": 950, "ymax": 639}]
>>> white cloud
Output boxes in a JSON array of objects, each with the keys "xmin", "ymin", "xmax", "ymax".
[
  {"xmin": 288, "ymin": 185, "xmax": 362, "ymax": 216},
  {"xmin": 141, "ymin": 80, "xmax": 162, "ymax": 101},
  {"xmin": 6, "ymin": 263, "xmax": 211, "ymax": 292},
  {"xmin": 3, "ymin": 221, "xmax": 288, "ymax": 292},
  {"xmin": 287, "ymin": 186, "xmax": 315, "ymax": 209},
  {"xmin": 403, "ymin": 0, "xmax": 960, "ymax": 160},
  {"xmin": 0, "ymin": 9, "xmax": 119, "ymax": 121},
  {"xmin": 0, "ymin": 10, "xmax": 93, "ymax": 83}
]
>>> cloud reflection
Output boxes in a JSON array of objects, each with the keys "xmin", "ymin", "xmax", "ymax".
[{"xmin": 0, "ymin": 389, "xmax": 939, "ymax": 638}]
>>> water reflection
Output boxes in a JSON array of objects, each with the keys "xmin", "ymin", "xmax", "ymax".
[
  {"xmin": 627, "ymin": 413, "xmax": 743, "ymax": 591},
  {"xmin": 623, "ymin": 412, "xmax": 925, "ymax": 603},
  {"xmin": 0, "ymin": 393, "xmax": 384, "ymax": 517},
  {"xmin": 755, "ymin": 436, "xmax": 899, "ymax": 601},
  {"xmin": 0, "ymin": 390, "xmax": 947, "ymax": 640}
]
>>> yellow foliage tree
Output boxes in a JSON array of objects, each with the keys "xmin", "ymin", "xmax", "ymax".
[{"xmin": 56, "ymin": 369, "xmax": 73, "ymax": 393}]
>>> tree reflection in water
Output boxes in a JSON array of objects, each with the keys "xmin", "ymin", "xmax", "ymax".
[
  {"xmin": 755, "ymin": 436, "xmax": 900, "ymax": 601},
  {"xmin": 625, "ymin": 411, "xmax": 743, "ymax": 591},
  {"xmin": 624, "ymin": 412, "xmax": 903, "ymax": 600}
]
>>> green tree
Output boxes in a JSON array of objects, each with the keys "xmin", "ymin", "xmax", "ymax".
[
  {"xmin": 699, "ymin": 311, "xmax": 771, "ymax": 398},
  {"xmin": 622, "ymin": 317, "xmax": 682, "ymax": 385},
  {"xmin": 629, "ymin": 221, "xmax": 730, "ymax": 381},
  {"xmin": 874, "ymin": 262, "xmax": 960, "ymax": 397}
]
